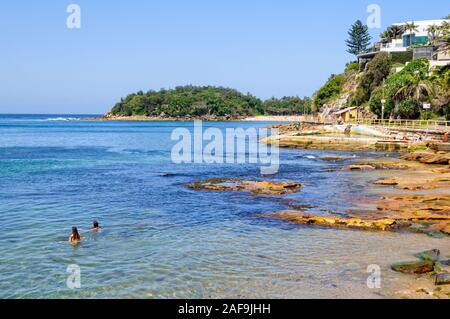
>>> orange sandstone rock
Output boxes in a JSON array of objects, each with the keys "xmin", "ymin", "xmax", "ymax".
[
  {"xmin": 268, "ymin": 211, "xmax": 398, "ymax": 231},
  {"xmin": 188, "ymin": 179, "xmax": 303, "ymax": 196}
]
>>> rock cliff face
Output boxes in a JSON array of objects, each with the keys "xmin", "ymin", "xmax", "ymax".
[
  {"xmin": 318, "ymin": 72, "xmax": 358, "ymax": 122},
  {"xmin": 316, "ymin": 68, "xmax": 378, "ymax": 123},
  {"xmin": 319, "ymin": 94, "xmax": 352, "ymax": 123}
]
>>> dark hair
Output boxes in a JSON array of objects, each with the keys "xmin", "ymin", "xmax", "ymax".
[
  {"xmin": 72, "ymin": 227, "xmax": 81, "ymax": 240},
  {"xmin": 93, "ymin": 220, "xmax": 99, "ymax": 228}
]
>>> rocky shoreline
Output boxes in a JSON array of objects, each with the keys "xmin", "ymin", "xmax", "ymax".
[
  {"xmin": 185, "ymin": 123, "xmax": 450, "ymax": 298},
  {"xmin": 390, "ymin": 250, "xmax": 450, "ymax": 298},
  {"xmin": 262, "ymin": 122, "xmax": 449, "ymax": 152}
]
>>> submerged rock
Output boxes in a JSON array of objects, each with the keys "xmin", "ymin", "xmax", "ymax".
[
  {"xmin": 188, "ymin": 179, "xmax": 303, "ymax": 195},
  {"xmin": 373, "ymin": 173, "xmax": 450, "ymax": 190},
  {"xmin": 320, "ymin": 156, "xmax": 353, "ymax": 162},
  {"xmin": 425, "ymin": 224, "xmax": 449, "ymax": 233},
  {"xmin": 391, "ymin": 260, "xmax": 435, "ymax": 274},
  {"xmin": 435, "ymin": 260, "xmax": 450, "ymax": 273},
  {"xmin": 344, "ymin": 164, "xmax": 376, "ymax": 171},
  {"xmin": 374, "ymin": 179, "xmax": 399, "ymax": 186},
  {"xmin": 442, "ymin": 225, "xmax": 450, "ymax": 235},
  {"xmin": 414, "ymin": 249, "xmax": 441, "ymax": 262},
  {"xmin": 435, "ymin": 273, "xmax": 450, "ymax": 286}
]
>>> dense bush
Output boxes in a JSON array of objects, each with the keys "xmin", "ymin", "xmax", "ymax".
[
  {"xmin": 350, "ymin": 87, "xmax": 369, "ymax": 107},
  {"xmin": 369, "ymin": 86, "xmax": 391, "ymax": 117},
  {"xmin": 442, "ymin": 105, "xmax": 450, "ymax": 120},
  {"xmin": 369, "ymin": 58, "xmax": 432, "ymax": 118},
  {"xmin": 390, "ymin": 51, "xmax": 414, "ymax": 64},
  {"xmin": 397, "ymin": 99, "xmax": 420, "ymax": 119},
  {"xmin": 312, "ymin": 74, "xmax": 346, "ymax": 110},
  {"xmin": 384, "ymin": 58, "xmax": 429, "ymax": 100},
  {"xmin": 263, "ymin": 96, "xmax": 312, "ymax": 115},
  {"xmin": 351, "ymin": 52, "xmax": 392, "ymax": 105},
  {"xmin": 345, "ymin": 62, "xmax": 360, "ymax": 74},
  {"xmin": 110, "ymin": 86, "xmax": 312, "ymax": 118}
]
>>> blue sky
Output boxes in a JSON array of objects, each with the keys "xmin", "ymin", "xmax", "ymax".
[{"xmin": 0, "ymin": 0, "xmax": 448, "ymax": 114}]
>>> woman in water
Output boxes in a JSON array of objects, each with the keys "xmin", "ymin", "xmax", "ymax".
[
  {"xmin": 68, "ymin": 227, "xmax": 82, "ymax": 244},
  {"xmin": 90, "ymin": 220, "xmax": 101, "ymax": 232}
]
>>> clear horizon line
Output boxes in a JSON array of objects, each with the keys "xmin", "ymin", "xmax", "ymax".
[{"xmin": 0, "ymin": 113, "xmax": 104, "ymax": 115}]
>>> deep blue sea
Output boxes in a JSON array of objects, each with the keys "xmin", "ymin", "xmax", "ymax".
[{"xmin": 0, "ymin": 114, "xmax": 448, "ymax": 298}]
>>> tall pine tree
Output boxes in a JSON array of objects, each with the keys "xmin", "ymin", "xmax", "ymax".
[{"xmin": 346, "ymin": 20, "xmax": 372, "ymax": 57}]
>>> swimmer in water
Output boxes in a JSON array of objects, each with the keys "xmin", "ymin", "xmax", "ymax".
[
  {"xmin": 90, "ymin": 220, "xmax": 101, "ymax": 232},
  {"xmin": 68, "ymin": 227, "xmax": 82, "ymax": 244}
]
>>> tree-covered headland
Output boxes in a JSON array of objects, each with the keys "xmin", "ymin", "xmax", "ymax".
[{"xmin": 110, "ymin": 86, "xmax": 312, "ymax": 119}]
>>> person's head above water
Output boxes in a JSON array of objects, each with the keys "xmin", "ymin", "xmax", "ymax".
[
  {"xmin": 91, "ymin": 220, "xmax": 101, "ymax": 231},
  {"xmin": 71, "ymin": 227, "xmax": 81, "ymax": 240}
]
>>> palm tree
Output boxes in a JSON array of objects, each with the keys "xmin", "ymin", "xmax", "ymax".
[
  {"xmin": 404, "ymin": 22, "xmax": 419, "ymax": 46},
  {"xmin": 393, "ymin": 71, "xmax": 437, "ymax": 117},
  {"xmin": 436, "ymin": 21, "xmax": 450, "ymax": 54},
  {"xmin": 380, "ymin": 25, "xmax": 405, "ymax": 43},
  {"xmin": 392, "ymin": 67, "xmax": 438, "ymax": 115},
  {"xmin": 394, "ymin": 80, "xmax": 435, "ymax": 104},
  {"xmin": 427, "ymin": 24, "xmax": 441, "ymax": 45},
  {"xmin": 380, "ymin": 30, "xmax": 392, "ymax": 43},
  {"xmin": 390, "ymin": 25, "xmax": 405, "ymax": 39}
]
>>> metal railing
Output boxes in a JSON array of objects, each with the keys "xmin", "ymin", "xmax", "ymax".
[{"xmin": 349, "ymin": 118, "xmax": 450, "ymax": 130}]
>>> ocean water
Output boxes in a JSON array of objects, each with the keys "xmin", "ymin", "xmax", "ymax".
[{"xmin": 0, "ymin": 114, "xmax": 448, "ymax": 299}]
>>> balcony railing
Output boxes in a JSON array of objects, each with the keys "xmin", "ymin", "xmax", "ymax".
[
  {"xmin": 381, "ymin": 43, "xmax": 404, "ymax": 49},
  {"xmin": 349, "ymin": 118, "xmax": 450, "ymax": 131}
]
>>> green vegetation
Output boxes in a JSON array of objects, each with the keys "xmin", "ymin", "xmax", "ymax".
[
  {"xmin": 346, "ymin": 20, "xmax": 372, "ymax": 57},
  {"xmin": 380, "ymin": 25, "xmax": 405, "ymax": 43},
  {"xmin": 110, "ymin": 86, "xmax": 312, "ymax": 118},
  {"xmin": 404, "ymin": 22, "xmax": 419, "ymax": 45},
  {"xmin": 111, "ymin": 19, "xmax": 450, "ymax": 121},
  {"xmin": 436, "ymin": 21, "xmax": 450, "ymax": 54},
  {"xmin": 262, "ymin": 96, "xmax": 312, "ymax": 115},
  {"xmin": 351, "ymin": 52, "xmax": 392, "ymax": 106},
  {"xmin": 344, "ymin": 62, "xmax": 360, "ymax": 74},
  {"xmin": 311, "ymin": 19, "xmax": 450, "ymax": 120},
  {"xmin": 390, "ymin": 51, "xmax": 413, "ymax": 64},
  {"xmin": 368, "ymin": 59, "xmax": 450, "ymax": 119},
  {"xmin": 314, "ymin": 57, "xmax": 449, "ymax": 121},
  {"xmin": 312, "ymin": 74, "xmax": 346, "ymax": 111}
]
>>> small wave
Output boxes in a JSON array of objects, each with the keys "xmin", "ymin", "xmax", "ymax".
[
  {"xmin": 294, "ymin": 155, "xmax": 318, "ymax": 160},
  {"xmin": 45, "ymin": 117, "xmax": 80, "ymax": 121}
]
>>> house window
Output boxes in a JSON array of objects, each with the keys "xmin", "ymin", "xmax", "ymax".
[
  {"xmin": 403, "ymin": 34, "xmax": 414, "ymax": 47},
  {"xmin": 415, "ymin": 36, "xmax": 429, "ymax": 45},
  {"xmin": 403, "ymin": 34, "xmax": 429, "ymax": 47}
]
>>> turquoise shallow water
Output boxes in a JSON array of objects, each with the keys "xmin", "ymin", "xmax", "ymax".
[{"xmin": 0, "ymin": 114, "xmax": 448, "ymax": 299}]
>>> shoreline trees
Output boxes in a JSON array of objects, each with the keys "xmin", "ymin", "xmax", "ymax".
[
  {"xmin": 110, "ymin": 86, "xmax": 312, "ymax": 118},
  {"xmin": 346, "ymin": 20, "xmax": 372, "ymax": 57}
]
